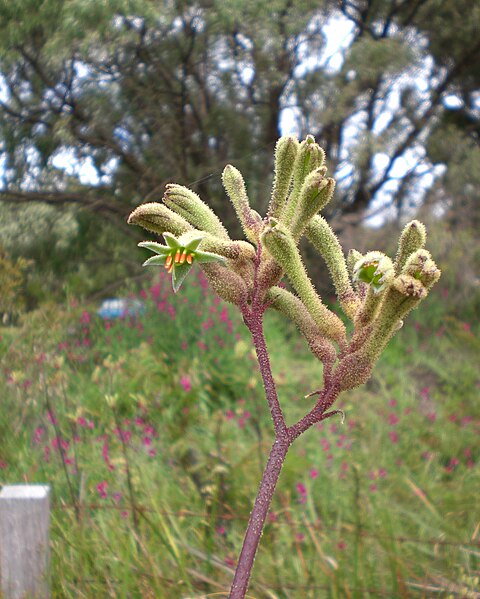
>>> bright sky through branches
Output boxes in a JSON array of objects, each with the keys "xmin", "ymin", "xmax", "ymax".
[{"xmin": 0, "ymin": 11, "xmax": 462, "ymax": 225}]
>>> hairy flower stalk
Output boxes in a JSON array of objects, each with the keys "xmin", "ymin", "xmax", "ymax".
[{"xmin": 127, "ymin": 134, "xmax": 441, "ymax": 598}]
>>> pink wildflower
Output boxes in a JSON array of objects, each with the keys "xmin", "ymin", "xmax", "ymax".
[
  {"xmin": 180, "ymin": 375, "xmax": 192, "ymax": 392},
  {"xmin": 389, "ymin": 431, "xmax": 399, "ymax": 444},
  {"xmin": 96, "ymin": 481, "xmax": 108, "ymax": 499},
  {"xmin": 80, "ymin": 311, "xmax": 91, "ymax": 325},
  {"xmin": 387, "ymin": 413, "xmax": 399, "ymax": 426}
]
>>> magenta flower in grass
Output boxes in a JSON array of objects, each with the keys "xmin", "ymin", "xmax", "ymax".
[
  {"xmin": 96, "ymin": 481, "xmax": 108, "ymax": 499},
  {"xmin": 139, "ymin": 232, "xmax": 226, "ymax": 292},
  {"xmin": 180, "ymin": 375, "xmax": 192, "ymax": 392}
]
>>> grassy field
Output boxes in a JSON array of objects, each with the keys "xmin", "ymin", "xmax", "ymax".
[{"xmin": 0, "ymin": 267, "xmax": 478, "ymax": 598}]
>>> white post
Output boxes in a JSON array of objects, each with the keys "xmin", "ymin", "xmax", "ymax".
[{"xmin": 0, "ymin": 485, "xmax": 51, "ymax": 599}]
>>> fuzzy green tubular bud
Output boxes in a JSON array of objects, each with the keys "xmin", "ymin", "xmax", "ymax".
[
  {"xmin": 401, "ymin": 249, "xmax": 441, "ymax": 290},
  {"xmin": 394, "ymin": 220, "xmax": 427, "ymax": 274},
  {"xmin": 261, "ymin": 220, "xmax": 346, "ymax": 345},
  {"xmin": 347, "ymin": 249, "xmax": 363, "ymax": 280},
  {"xmin": 334, "ymin": 352, "xmax": 373, "ymax": 392},
  {"xmin": 289, "ymin": 171, "xmax": 334, "ymax": 239},
  {"xmin": 198, "ymin": 234, "xmax": 255, "ymax": 289},
  {"xmin": 282, "ymin": 136, "xmax": 326, "ymax": 225},
  {"xmin": 222, "ymin": 165, "xmax": 263, "ymax": 243},
  {"xmin": 163, "ymin": 184, "xmax": 230, "ymax": 240},
  {"xmin": 201, "ymin": 263, "xmax": 248, "ymax": 307},
  {"xmin": 266, "ymin": 286, "xmax": 337, "ymax": 372},
  {"xmin": 268, "ymin": 135, "xmax": 299, "ymax": 218},
  {"xmin": 360, "ymin": 274, "xmax": 429, "ymax": 364},
  {"xmin": 306, "ymin": 216, "xmax": 360, "ymax": 320},
  {"xmin": 199, "ymin": 235, "xmax": 256, "ymax": 262},
  {"xmin": 257, "ymin": 258, "xmax": 284, "ymax": 296},
  {"xmin": 127, "ymin": 202, "xmax": 193, "ymax": 237},
  {"xmin": 355, "ymin": 287, "xmax": 385, "ymax": 327}
]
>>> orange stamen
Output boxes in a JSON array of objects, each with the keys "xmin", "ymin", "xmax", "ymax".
[
  {"xmin": 167, "ymin": 263, "xmax": 173, "ymax": 274},
  {"xmin": 165, "ymin": 255, "xmax": 173, "ymax": 268},
  {"xmin": 175, "ymin": 250, "xmax": 181, "ymax": 263},
  {"xmin": 186, "ymin": 253, "xmax": 193, "ymax": 264},
  {"xmin": 180, "ymin": 250, "xmax": 187, "ymax": 264}
]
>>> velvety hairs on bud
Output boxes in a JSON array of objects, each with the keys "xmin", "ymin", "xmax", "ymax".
[
  {"xmin": 347, "ymin": 249, "xmax": 363, "ymax": 279},
  {"xmin": 268, "ymin": 135, "xmax": 299, "ymax": 219},
  {"xmin": 222, "ymin": 164, "xmax": 263, "ymax": 243},
  {"xmin": 127, "ymin": 202, "xmax": 193, "ymax": 237},
  {"xmin": 401, "ymin": 249, "xmax": 441, "ymax": 289},
  {"xmin": 201, "ymin": 263, "xmax": 248, "ymax": 306},
  {"xmin": 261, "ymin": 219, "xmax": 346, "ymax": 345},
  {"xmin": 394, "ymin": 220, "xmax": 427, "ymax": 274},
  {"xmin": 282, "ymin": 135, "xmax": 325, "ymax": 224},
  {"xmin": 199, "ymin": 236, "xmax": 256, "ymax": 262},
  {"xmin": 163, "ymin": 184, "xmax": 230, "ymax": 240},
  {"xmin": 306, "ymin": 216, "xmax": 360, "ymax": 320},
  {"xmin": 289, "ymin": 172, "xmax": 334, "ymax": 239},
  {"xmin": 126, "ymin": 134, "xmax": 441, "ymax": 599}
]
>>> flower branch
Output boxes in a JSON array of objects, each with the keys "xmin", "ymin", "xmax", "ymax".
[{"xmin": 127, "ymin": 134, "xmax": 441, "ymax": 599}]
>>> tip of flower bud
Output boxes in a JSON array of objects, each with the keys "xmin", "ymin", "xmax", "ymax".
[
  {"xmin": 393, "ymin": 274, "xmax": 427, "ymax": 299},
  {"xmin": 353, "ymin": 252, "xmax": 394, "ymax": 294}
]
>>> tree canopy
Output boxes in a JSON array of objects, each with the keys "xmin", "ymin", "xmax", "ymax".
[{"xmin": 0, "ymin": 0, "xmax": 478, "ymax": 297}]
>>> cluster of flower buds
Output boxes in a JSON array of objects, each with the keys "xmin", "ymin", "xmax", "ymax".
[{"xmin": 128, "ymin": 135, "xmax": 440, "ymax": 394}]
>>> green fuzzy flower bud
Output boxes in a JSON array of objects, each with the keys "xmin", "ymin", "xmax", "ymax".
[
  {"xmin": 268, "ymin": 135, "xmax": 299, "ymax": 219},
  {"xmin": 392, "ymin": 274, "xmax": 427, "ymax": 300},
  {"xmin": 163, "ymin": 184, "xmax": 229, "ymax": 240},
  {"xmin": 359, "ymin": 273, "xmax": 431, "ymax": 364},
  {"xmin": 401, "ymin": 249, "xmax": 441, "ymax": 290},
  {"xmin": 306, "ymin": 216, "xmax": 360, "ymax": 320},
  {"xmin": 127, "ymin": 202, "xmax": 193, "ymax": 237},
  {"xmin": 289, "ymin": 170, "xmax": 334, "ymax": 239},
  {"xmin": 355, "ymin": 287, "xmax": 385, "ymax": 327},
  {"xmin": 261, "ymin": 219, "xmax": 346, "ymax": 345},
  {"xmin": 222, "ymin": 164, "xmax": 263, "ymax": 243},
  {"xmin": 202, "ymin": 263, "xmax": 249, "ymax": 306},
  {"xmin": 353, "ymin": 252, "xmax": 394, "ymax": 294},
  {"xmin": 394, "ymin": 220, "xmax": 427, "ymax": 274},
  {"xmin": 334, "ymin": 352, "xmax": 373, "ymax": 392},
  {"xmin": 347, "ymin": 249, "xmax": 363, "ymax": 280},
  {"xmin": 282, "ymin": 135, "xmax": 326, "ymax": 225},
  {"xmin": 195, "ymin": 234, "xmax": 256, "ymax": 262}
]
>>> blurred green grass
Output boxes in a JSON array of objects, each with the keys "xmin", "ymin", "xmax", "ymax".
[{"xmin": 0, "ymin": 266, "xmax": 478, "ymax": 598}]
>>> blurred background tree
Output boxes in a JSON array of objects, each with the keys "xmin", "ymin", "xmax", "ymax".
[{"xmin": 0, "ymin": 0, "xmax": 478, "ymax": 302}]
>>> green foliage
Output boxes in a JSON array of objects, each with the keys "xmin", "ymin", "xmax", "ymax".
[
  {"xmin": 0, "ymin": 246, "xmax": 30, "ymax": 321},
  {"xmin": 1, "ymin": 0, "xmax": 478, "ymax": 269},
  {"xmin": 344, "ymin": 36, "xmax": 414, "ymax": 86}
]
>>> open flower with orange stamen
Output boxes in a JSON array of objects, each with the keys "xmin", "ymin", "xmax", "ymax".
[{"xmin": 139, "ymin": 232, "xmax": 227, "ymax": 292}]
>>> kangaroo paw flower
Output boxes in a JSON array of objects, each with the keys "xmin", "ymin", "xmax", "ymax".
[{"xmin": 139, "ymin": 233, "xmax": 226, "ymax": 292}]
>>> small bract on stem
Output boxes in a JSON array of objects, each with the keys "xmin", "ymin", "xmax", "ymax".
[{"xmin": 127, "ymin": 134, "xmax": 441, "ymax": 599}]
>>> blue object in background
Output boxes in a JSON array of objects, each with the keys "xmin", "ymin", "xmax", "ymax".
[{"xmin": 97, "ymin": 298, "xmax": 145, "ymax": 319}]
